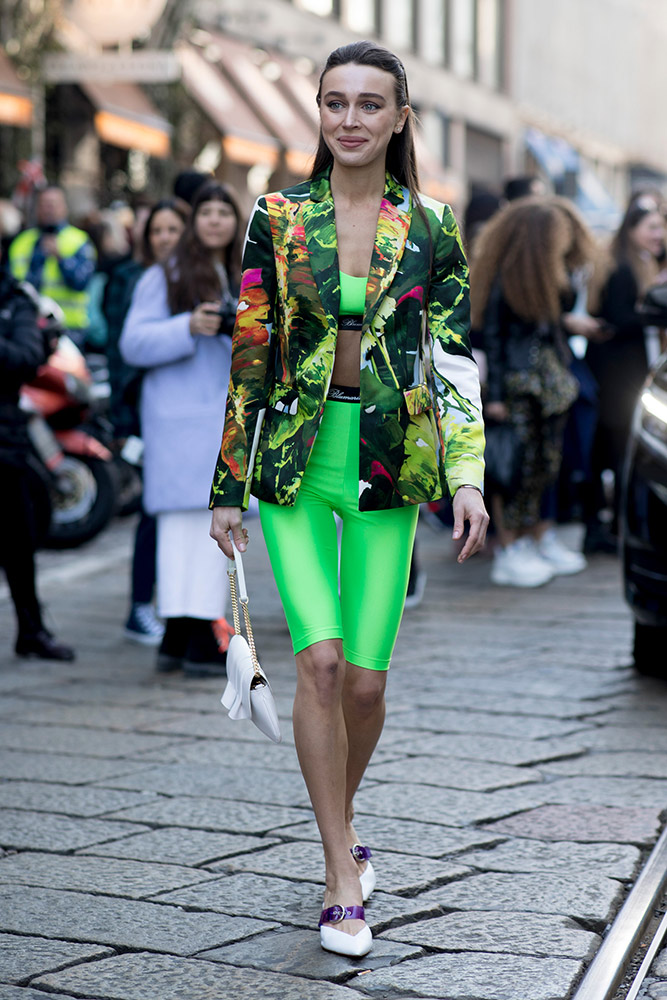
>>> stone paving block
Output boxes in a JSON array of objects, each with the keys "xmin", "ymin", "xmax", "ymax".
[
  {"xmin": 199, "ymin": 927, "xmax": 421, "ymax": 980},
  {"xmin": 559, "ymin": 727, "xmax": 667, "ymax": 754},
  {"xmin": 0, "ymin": 780, "xmax": 157, "ymax": 817},
  {"xmin": 404, "ymin": 731, "xmax": 589, "ymax": 765},
  {"xmin": 543, "ymin": 751, "xmax": 667, "ymax": 779},
  {"xmin": 354, "ymin": 951, "xmax": 583, "ymax": 999},
  {"xmin": 420, "ymin": 870, "xmax": 624, "ymax": 923},
  {"xmin": 139, "ymin": 711, "xmax": 295, "ymax": 741},
  {"xmin": 136, "ymin": 737, "xmax": 302, "ymax": 771},
  {"xmin": 0, "ymin": 809, "xmax": 150, "ymax": 851},
  {"xmin": 0, "ymin": 988, "xmax": 82, "ymax": 1000},
  {"xmin": 655, "ymin": 950, "xmax": 667, "ymax": 975},
  {"xmin": 461, "ymin": 838, "xmax": 640, "ymax": 878},
  {"xmin": 270, "ymin": 816, "xmax": 501, "ymax": 857},
  {"xmin": 381, "ymin": 910, "xmax": 600, "ymax": 959},
  {"xmin": 441, "ymin": 667, "xmax": 629, "ymax": 702},
  {"xmin": 7, "ymin": 703, "xmax": 189, "ymax": 732},
  {"xmin": 366, "ymin": 754, "xmax": 542, "ymax": 791},
  {"xmin": 541, "ymin": 775, "xmax": 667, "ymax": 809},
  {"xmin": 104, "ymin": 796, "xmax": 312, "ymax": 835},
  {"xmin": 0, "ymin": 933, "xmax": 113, "ymax": 985},
  {"xmin": 384, "ymin": 707, "xmax": 588, "ymax": 740},
  {"xmin": 0, "ymin": 750, "xmax": 156, "ymax": 785},
  {"xmin": 100, "ymin": 762, "xmax": 311, "ymax": 807},
  {"xmin": 410, "ymin": 689, "xmax": 611, "ymax": 720},
  {"xmin": 0, "ymin": 722, "xmax": 189, "ymax": 758},
  {"xmin": 354, "ymin": 779, "xmax": 549, "ymax": 827},
  {"xmin": 0, "ymin": 852, "xmax": 217, "ymax": 899},
  {"xmin": 483, "ymin": 804, "xmax": 663, "ymax": 845},
  {"xmin": 0, "ymin": 886, "xmax": 277, "ymax": 955},
  {"xmin": 154, "ymin": 872, "xmax": 444, "ymax": 931},
  {"xmin": 79, "ymin": 827, "xmax": 277, "ymax": 866},
  {"xmin": 648, "ymin": 983, "xmax": 667, "ymax": 999},
  {"xmin": 209, "ymin": 840, "xmax": 471, "ymax": 894},
  {"xmin": 33, "ymin": 951, "xmax": 358, "ymax": 999},
  {"xmin": 583, "ymin": 709, "xmax": 667, "ymax": 728}
]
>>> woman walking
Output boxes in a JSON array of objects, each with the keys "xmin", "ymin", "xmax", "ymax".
[
  {"xmin": 121, "ymin": 181, "xmax": 242, "ymax": 676},
  {"xmin": 210, "ymin": 41, "xmax": 488, "ymax": 956},
  {"xmin": 471, "ymin": 197, "xmax": 596, "ymax": 587}
]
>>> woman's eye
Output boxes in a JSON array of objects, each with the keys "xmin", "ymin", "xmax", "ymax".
[
  {"xmin": 362, "ymin": 103, "xmax": 380, "ymax": 111},
  {"xmin": 327, "ymin": 101, "xmax": 343, "ymax": 110}
]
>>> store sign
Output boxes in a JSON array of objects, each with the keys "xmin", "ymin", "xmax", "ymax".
[{"xmin": 43, "ymin": 51, "xmax": 180, "ymax": 84}]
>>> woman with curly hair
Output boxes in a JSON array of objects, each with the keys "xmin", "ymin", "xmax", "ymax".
[{"xmin": 471, "ymin": 196, "xmax": 598, "ymax": 587}]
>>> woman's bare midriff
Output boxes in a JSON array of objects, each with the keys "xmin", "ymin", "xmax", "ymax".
[{"xmin": 331, "ymin": 330, "xmax": 362, "ymax": 386}]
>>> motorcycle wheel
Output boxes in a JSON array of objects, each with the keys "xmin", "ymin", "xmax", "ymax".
[{"xmin": 45, "ymin": 455, "xmax": 118, "ymax": 549}]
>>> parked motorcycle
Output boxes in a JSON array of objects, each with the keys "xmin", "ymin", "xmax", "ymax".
[{"xmin": 20, "ymin": 298, "xmax": 119, "ymax": 548}]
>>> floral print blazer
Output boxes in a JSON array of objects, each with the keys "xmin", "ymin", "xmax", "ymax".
[{"xmin": 210, "ymin": 169, "xmax": 485, "ymax": 512}]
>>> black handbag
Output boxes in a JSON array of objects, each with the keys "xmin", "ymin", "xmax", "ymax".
[
  {"xmin": 484, "ymin": 420, "xmax": 524, "ymax": 496},
  {"xmin": 641, "ymin": 283, "xmax": 667, "ymax": 325}
]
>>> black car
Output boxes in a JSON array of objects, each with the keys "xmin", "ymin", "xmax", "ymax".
[{"xmin": 621, "ymin": 351, "xmax": 667, "ymax": 673}]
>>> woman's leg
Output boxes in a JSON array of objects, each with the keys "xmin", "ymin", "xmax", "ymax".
[
  {"xmin": 293, "ymin": 640, "xmax": 366, "ymax": 936},
  {"xmin": 260, "ymin": 495, "xmax": 365, "ymax": 935}
]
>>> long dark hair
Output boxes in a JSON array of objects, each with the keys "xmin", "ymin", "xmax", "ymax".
[
  {"xmin": 141, "ymin": 199, "xmax": 188, "ymax": 266},
  {"xmin": 166, "ymin": 181, "xmax": 243, "ymax": 315},
  {"xmin": 311, "ymin": 41, "xmax": 421, "ymax": 204}
]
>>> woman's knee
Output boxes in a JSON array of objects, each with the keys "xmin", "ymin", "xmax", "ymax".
[
  {"xmin": 296, "ymin": 641, "xmax": 346, "ymax": 704},
  {"xmin": 345, "ymin": 667, "xmax": 386, "ymax": 716}
]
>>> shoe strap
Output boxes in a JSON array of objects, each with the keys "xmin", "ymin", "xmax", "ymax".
[
  {"xmin": 319, "ymin": 904, "xmax": 365, "ymax": 926},
  {"xmin": 350, "ymin": 844, "xmax": 372, "ymax": 862}
]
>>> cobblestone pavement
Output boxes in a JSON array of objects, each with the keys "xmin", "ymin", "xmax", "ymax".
[{"xmin": 1, "ymin": 515, "xmax": 667, "ymax": 1000}]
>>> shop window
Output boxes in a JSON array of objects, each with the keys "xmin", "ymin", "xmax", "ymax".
[
  {"xmin": 477, "ymin": 0, "xmax": 504, "ymax": 89},
  {"xmin": 450, "ymin": 0, "xmax": 476, "ymax": 79},
  {"xmin": 342, "ymin": 0, "xmax": 377, "ymax": 33},
  {"xmin": 417, "ymin": 0, "xmax": 448, "ymax": 65},
  {"xmin": 383, "ymin": 0, "xmax": 415, "ymax": 52},
  {"xmin": 294, "ymin": 0, "xmax": 336, "ymax": 16}
]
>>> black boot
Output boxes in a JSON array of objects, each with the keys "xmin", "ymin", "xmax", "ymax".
[
  {"xmin": 15, "ymin": 628, "xmax": 75, "ymax": 661},
  {"xmin": 156, "ymin": 617, "xmax": 190, "ymax": 672},
  {"xmin": 183, "ymin": 619, "xmax": 227, "ymax": 678}
]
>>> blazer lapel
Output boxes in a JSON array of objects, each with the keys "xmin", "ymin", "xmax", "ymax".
[
  {"xmin": 364, "ymin": 175, "xmax": 411, "ymax": 333},
  {"xmin": 302, "ymin": 176, "xmax": 340, "ymax": 330}
]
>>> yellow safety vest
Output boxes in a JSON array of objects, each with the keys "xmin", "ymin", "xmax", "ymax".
[{"xmin": 9, "ymin": 226, "xmax": 95, "ymax": 332}]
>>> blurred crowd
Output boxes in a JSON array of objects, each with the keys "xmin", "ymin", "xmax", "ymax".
[{"xmin": 1, "ymin": 166, "xmax": 666, "ymax": 662}]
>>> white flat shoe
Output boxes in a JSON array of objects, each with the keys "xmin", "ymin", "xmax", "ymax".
[
  {"xmin": 351, "ymin": 844, "xmax": 376, "ymax": 901},
  {"xmin": 319, "ymin": 904, "xmax": 372, "ymax": 957}
]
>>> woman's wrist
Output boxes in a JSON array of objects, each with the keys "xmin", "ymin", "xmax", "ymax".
[{"xmin": 456, "ymin": 484, "xmax": 483, "ymax": 494}]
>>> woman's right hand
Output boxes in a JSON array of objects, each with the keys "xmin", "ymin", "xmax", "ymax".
[
  {"xmin": 190, "ymin": 302, "xmax": 222, "ymax": 337},
  {"xmin": 210, "ymin": 506, "xmax": 246, "ymax": 559},
  {"xmin": 485, "ymin": 401, "xmax": 508, "ymax": 422}
]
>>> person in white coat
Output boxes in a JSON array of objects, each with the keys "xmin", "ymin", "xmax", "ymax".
[{"xmin": 120, "ymin": 181, "xmax": 242, "ymax": 675}]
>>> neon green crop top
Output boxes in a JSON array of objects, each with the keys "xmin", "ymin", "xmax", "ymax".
[{"xmin": 339, "ymin": 271, "xmax": 366, "ymax": 316}]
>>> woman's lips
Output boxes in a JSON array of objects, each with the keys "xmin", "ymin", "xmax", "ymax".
[{"xmin": 338, "ymin": 137, "xmax": 367, "ymax": 147}]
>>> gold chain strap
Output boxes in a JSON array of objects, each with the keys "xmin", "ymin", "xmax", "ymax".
[
  {"xmin": 228, "ymin": 565, "xmax": 261, "ymax": 678},
  {"xmin": 228, "ymin": 569, "xmax": 242, "ymax": 635}
]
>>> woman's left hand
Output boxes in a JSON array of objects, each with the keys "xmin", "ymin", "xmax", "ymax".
[{"xmin": 452, "ymin": 488, "xmax": 489, "ymax": 564}]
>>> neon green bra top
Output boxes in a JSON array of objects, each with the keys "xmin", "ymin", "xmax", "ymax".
[{"xmin": 339, "ymin": 271, "xmax": 366, "ymax": 316}]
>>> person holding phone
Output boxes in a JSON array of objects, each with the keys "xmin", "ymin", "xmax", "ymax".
[{"xmin": 121, "ymin": 181, "xmax": 242, "ymax": 676}]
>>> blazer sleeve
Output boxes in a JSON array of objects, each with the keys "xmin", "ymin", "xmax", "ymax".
[
  {"xmin": 427, "ymin": 205, "xmax": 485, "ymax": 494},
  {"xmin": 119, "ymin": 265, "xmax": 194, "ymax": 369},
  {"xmin": 209, "ymin": 197, "xmax": 277, "ymax": 509}
]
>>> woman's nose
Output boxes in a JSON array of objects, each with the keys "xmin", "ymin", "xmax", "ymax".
[{"xmin": 343, "ymin": 106, "xmax": 359, "ymax": 128}]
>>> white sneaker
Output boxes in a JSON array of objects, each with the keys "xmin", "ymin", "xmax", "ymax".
[
  {"xmin": 491, "ymin": 538, "xmax": 555, "ymax": 588},
  {"xmin": 537, "ymin": 530, "xmax": 587, "ymax": 576}
]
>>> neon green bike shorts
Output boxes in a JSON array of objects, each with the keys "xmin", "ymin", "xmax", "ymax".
[{"xmin": 259, "ymin": 400, "xmax": 419, "ymax": 670}]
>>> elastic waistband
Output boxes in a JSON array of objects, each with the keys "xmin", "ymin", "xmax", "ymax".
[
  {"xmin": 327, "ymin": 384, "xmax": 360, "ymax": 403},
  {"xmin": 338, "ymin": 314, "xmax": 363, "ymax": 333}
]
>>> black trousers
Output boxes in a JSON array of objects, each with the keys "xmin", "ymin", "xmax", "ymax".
[{"xmin": 0, "ymin": 459, "xmax": 43, "ymax": 635}]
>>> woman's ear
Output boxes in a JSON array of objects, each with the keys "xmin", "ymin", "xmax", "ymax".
[{"xmin": 395, "ymin": 105, "xmax": 410, "ymax": 134}]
